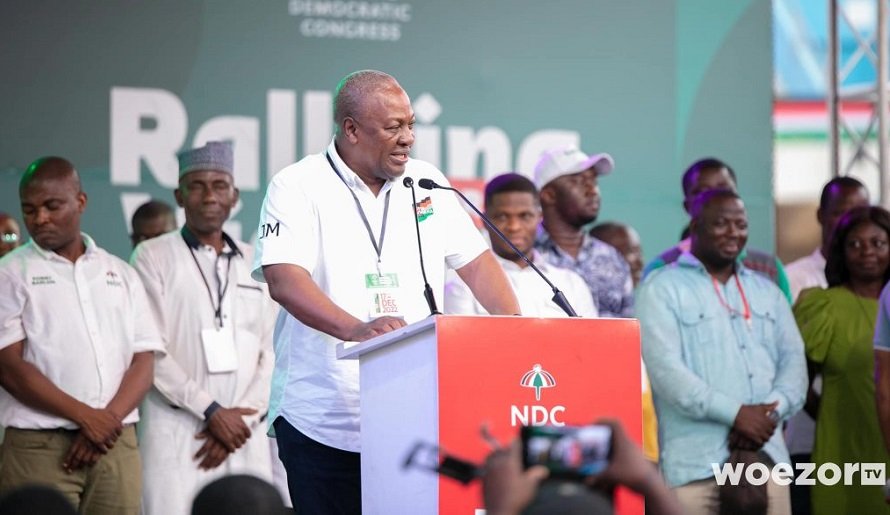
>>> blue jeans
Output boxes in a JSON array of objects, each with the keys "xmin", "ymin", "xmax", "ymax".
[{"xmin": 273, "ymin": 417, "xmax": 361, "ymax": 514}]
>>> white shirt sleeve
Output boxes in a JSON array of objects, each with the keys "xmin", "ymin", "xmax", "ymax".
[
  {"xmin": 785, "ymin": 261, "xmax": 809, "ymax": 304},
  {"xmin": 252, "ymin": 171, "xmax": 319, "ymax": 282},
  {"xmin": 437, "ymin": 175, "xmax": 488, "ymax": 271},
  {"xmin": 0, "ymin": 265, "xmax": 26, "ymax": 349},
  {"xmin": 124, "ymin": 266, "xmax": 165, "ymax": 355},
  {"xmin": 131, "ymin": 245, "xmax": 215, "ymax": 420}
]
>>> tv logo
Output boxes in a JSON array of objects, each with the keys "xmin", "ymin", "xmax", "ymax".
[{"xmin": 711, "ymin": 462, "xmax": 886, "ymax": 486}]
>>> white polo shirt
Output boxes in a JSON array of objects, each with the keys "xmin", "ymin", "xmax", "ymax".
[
  {"xmin": 253, "ymin": 139, "xmax": 487, "ymax": 452},
  {"xmin": 0, "ymin": 234, "xmax": 163, "ymax": 429},
  {"xmin": 444, "ymin": 250, "xmax": 597, "ymax": 318},
  {"xmin": 785, "ymin": 247, "xmax": 827, "ymax": 303}
]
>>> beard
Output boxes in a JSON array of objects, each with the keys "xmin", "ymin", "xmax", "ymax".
[
  {"xmin": 693, "ymin": 246, "xmax": 741, "ymax": 273},
  {"xmin": 568, "ymin": 211, "xmax": 598, "ymax": 229}
]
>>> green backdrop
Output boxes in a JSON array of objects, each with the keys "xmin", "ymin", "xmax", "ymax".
[{"xmin": 0, "ymin": 0, "xmax": 773, "ymax": 261}]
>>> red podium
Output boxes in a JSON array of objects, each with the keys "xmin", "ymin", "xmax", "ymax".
[{"xmin": 337, "ymin": 315, "xmax": 643, "ymax": 514}]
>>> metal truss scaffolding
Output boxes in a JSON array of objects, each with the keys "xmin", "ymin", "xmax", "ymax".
[{"xmin": 828, "ymin": 0, "xmax": 889, "ymax": 204}]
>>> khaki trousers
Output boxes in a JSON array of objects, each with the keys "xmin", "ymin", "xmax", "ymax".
[
  {"xmin": 675, "ymin": 477, "xmax": 792, "ymax": 515},
  {"xmin": 0, "ymin": 426, "xmax": 141, "ymax": 514}
]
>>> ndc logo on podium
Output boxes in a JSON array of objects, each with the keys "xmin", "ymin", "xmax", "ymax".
[
  {"xmin": 520, "ymin": 363, "xmax": 556, "ymax": 400},
  {"xmin": 511, "ymin": 363, "xmax": 566, "ymax": 427}
]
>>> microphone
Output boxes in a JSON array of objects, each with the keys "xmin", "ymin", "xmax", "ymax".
[
  {"xmin": 418, "ymin": 178, "xmax": 578, "ymax": 317},
  {"xmin": 403, "ymin": 176, "xmax": 441, "ymax": 316}
]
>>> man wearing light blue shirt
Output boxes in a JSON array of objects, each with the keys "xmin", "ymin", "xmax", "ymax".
[{"xmin": 637, "ymin": 189, "xmax": 806, "ymax": 515}]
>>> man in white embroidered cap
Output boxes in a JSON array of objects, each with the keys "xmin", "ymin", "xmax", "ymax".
[
  {"xmin": 252, "ymin": 70, "xmax": 521, "ymax": 513},
  {"xmin": 131, "ymin": 141, "xmax": 277, "ymax": 515}
]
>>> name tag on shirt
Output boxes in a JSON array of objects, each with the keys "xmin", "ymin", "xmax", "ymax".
[
  {"xmin": 201, "ymin": 328, "xmax": 238, "ymax": 373},
  {"xmin": 365, "ymin": 271, "xmax": 404, "ymax": 318}
]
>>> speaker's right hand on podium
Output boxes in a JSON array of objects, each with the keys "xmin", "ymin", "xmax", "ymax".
[{"xmin": 347, "ymin": 316, "xmax": 407, "ymax": 342}]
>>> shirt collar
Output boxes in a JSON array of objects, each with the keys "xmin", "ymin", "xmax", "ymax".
[
  {"xmin": 676, "ymin": 251, "xmax": 751, "ymax": 276},
  {"xmin": 535, "ymin": 224, "xmax": 554, "ymax": 249},
  {"xmin": 30, "ymin": 232, "xmax": 97, "ymax": 262},
  {"xmin": 495, "ymin": 248, "xmax": 548, "ymax": 272},
  {"xmin": 808, "ymin": 247, "xmax": 826, "ymax": 265},
  {"xmin": 535, "ymin": 225, "xmax": 592, "ymax": 256},
  {"xmin": 326, "ymin": 138, "xmax": 395, "ymax": 195},
  {"xmin": 677, "ymin": 237, "xmax": 692, "ymax": 253},
  {"xmin": 180, "ymin": 226, "xmax": 242, "ymax": 257}
]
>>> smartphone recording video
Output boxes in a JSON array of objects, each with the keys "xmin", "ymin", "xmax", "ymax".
[{"xmin": 521, "ymin": 424, "xmax": 612, "ymax": 479}]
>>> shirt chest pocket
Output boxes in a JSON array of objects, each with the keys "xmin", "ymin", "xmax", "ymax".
[
  {"xmin": 676, "ymin": 306, "xmax": 724, "ymax": 378},
  {"xmin": 750, "ymin": 301, "xmax": 779, "ymax": 358},
  {"xmin": 232, "ymin": 284, "xmax": 265, "ymax": 334},
  {"xmin": 678, "ymin": 306, "xmax": 720, "ymax": 346}
]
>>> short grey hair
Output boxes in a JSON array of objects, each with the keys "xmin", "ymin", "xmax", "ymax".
[{"xmin": 333, "ymin": 70, "xmax": 399, "ymax": 134}]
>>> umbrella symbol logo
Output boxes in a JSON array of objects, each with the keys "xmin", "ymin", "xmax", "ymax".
[{"xmin": 520, "ymin": 364, "xmax": 556, "ymax": 401}]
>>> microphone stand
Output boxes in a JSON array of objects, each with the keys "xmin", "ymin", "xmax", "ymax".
[{"xmin": 403, "ymin": 177, "xmax": 441, "ymax": 316}]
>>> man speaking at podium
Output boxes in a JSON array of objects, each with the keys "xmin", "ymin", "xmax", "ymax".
[{"xmin": 252, "ymin": 70, "xmax": 521, "ymax": 514}]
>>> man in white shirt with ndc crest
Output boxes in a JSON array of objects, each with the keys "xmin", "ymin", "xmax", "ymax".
[{"xmin": 0, "ymin": 157, "xmax": 163, "ymax": 514}]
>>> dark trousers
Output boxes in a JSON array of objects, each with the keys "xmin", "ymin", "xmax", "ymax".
[
  {"xmin": 274, "ymin": 416, "xmax": 362, "ymax": 515},
  {"xmin": 789, "ymin": 453, "xmax": 811, "ymax": 515}
]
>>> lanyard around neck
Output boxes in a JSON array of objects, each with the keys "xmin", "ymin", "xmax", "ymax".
[
  {"xmin": 711, "ymin": 273, "xmax": 751, "ymax": 325},
  {"xmin": 182, "ymin": 235, "xmax": 232, "ymax": 329},
  {"xmin": 326, "ymin": 151, "xmax": 391, "ymax": 271}
]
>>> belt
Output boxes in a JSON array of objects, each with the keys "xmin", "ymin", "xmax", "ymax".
[
  {"xmin": 7, "ymin": 424, "xmax": 134, "ymax": 433},
  {"xmin": 6, "ymin": 426, "xmax": 79, "ymax": 434}
]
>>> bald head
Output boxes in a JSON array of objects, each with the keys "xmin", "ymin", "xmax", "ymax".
[
  {"xmin": 20, "ymin": 156, "xmax": 82, "ymax": 196},
  {"xmin": 689, "ymin": 188, "xmax": 741, "ymax": 220},
  {"xmin": 131, "ymin": 200, "xmax": 176, "ymax": 247},
  {"xmin": 689, "ymin": 188, "xmax": 747, "ymax": 275},
  {"xmin": 333, "ymin": 70, "xmax": 401, "ymax": 135},
  {"xmin": 19, "ymin": 156, "xmax": 87, "ymax": 260}
]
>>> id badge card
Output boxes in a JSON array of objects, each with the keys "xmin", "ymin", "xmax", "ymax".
[
  {"xmin": 201, "ymin": 328, "xmax": 238, "ymax": 373},
  {"xmin": 365, "ymin": 269, "xmax": 404, "ymax": 318}
]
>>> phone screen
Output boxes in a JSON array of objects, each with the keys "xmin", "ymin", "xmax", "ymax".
[{"xmin": 521, "ymin": 424, "xmax": 612, "ymax": 479}]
